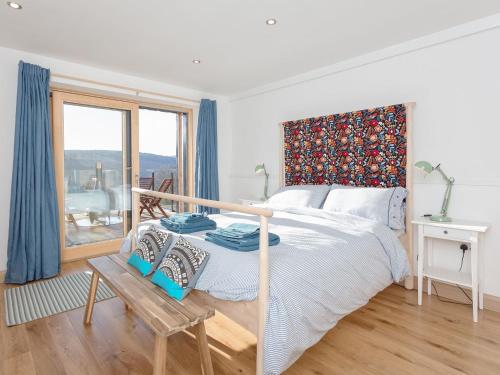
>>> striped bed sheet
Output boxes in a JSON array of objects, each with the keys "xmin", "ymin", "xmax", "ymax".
[{"xmin": 137, "ymin": 205, "xmax": 409, "ymax": 374}]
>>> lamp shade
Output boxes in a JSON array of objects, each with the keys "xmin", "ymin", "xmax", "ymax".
[
  {"xmin": 255, "ymin": 163, "xmax": 266, "ymax": 175},
  {"xmin": 415, "ymin": 160, "xmax": 434, "ymax": 174}
]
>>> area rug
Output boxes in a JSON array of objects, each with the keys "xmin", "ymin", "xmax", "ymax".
[{"xmin": 4, "ymin": 271, "xmax": 115, "ymax": 326}]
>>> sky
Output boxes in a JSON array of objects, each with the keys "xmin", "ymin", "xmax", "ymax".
[{"xmin": 63, "ymin": 104, "xmax": 178, "ymax": 157}]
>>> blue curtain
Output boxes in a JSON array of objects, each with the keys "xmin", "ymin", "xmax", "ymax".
[
  {"xmin": 5, "ymin": 61, "xmax": 60, "ymax": 284},
  {"xmin": 195, "ymin": 99, "xmax": 220, "ymax": 214}
]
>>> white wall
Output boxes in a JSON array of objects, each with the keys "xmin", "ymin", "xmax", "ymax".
[
  {"xmin": 227, "ymin": 23, "xmax": 500, "ymax": 296},
  {"xmin": 0, "ymin": 45, "xmax": 228, "ymax": 272}
]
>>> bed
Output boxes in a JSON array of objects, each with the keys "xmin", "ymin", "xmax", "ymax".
[{"xmin": 132, "ymin": 102, "xmax": 415, "ymax": 374}]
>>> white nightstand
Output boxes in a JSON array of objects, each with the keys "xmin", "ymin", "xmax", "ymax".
[
  {"xmin": 412, "ymin": 217, "xmax": 489, "ymax": 322},
  {"xmin": 239, "ymin": 198, "xmax": 264, "ymax": 206}
]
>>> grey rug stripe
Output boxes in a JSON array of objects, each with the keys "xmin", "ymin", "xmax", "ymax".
[{"xmin": 4, "ymin": 271, "xmax": 115, "ymax": 326}]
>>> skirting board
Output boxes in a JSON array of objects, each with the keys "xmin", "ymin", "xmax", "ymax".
[{"xmin": 407, "ymin": 277, "xmax": 500, "ymax": 314}]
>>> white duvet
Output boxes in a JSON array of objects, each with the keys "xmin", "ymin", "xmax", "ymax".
[{"xmin": 137, "ymin": 205, "xmax": 409, "ymax": 374}]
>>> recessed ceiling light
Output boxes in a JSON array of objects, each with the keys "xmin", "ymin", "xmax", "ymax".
[
  {"xmin": 266, "ymin": 18, "xmax": 277, "ymax": 25},
  {"xmin": 7, "ymin": 1, "xmax": 22, "ymax": 9},
  {"xmin": 192, "ymin": 59, "xmax": 201, "ymax": 64}
]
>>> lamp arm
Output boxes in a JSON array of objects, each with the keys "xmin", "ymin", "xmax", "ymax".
[
  {"xmin": 261, "ymin": 165, "xmax": 269, "ymax": 200},
  {"xmin": 440, "ymin": 177, "xmax": 454, "ymax": 217},
  {"xmin": 264, "ymin": 173, "xmax": 269, "ymax": 200},
  {"xmin": 434, "ymin": 165, "xmax": 450, "ymax": 182}
]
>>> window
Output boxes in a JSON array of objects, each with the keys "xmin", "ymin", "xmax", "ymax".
[{"xmin": 52, "ymin": 91, "xmax": 193, "ymax": 261}]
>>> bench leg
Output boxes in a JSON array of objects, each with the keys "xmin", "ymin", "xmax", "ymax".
[
  {"xmin": 194, "ymin": 322, "xmax": 214, "ymax": 375},
  {"xmin": 153, "ymin": 335, "xmax": 168, "ymax": 375},
  {"xmin": 83, "ymin": 271, "xmax": 100, "ymax": 324}
]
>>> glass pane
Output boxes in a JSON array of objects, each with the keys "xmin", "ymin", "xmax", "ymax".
[
  {"xmin": 63, "ymin": 103, "xmax": 131, "ymax": 248},
  {"xmin": 139, "ymin": 107, "xmax": 178, "ymax": 220}
]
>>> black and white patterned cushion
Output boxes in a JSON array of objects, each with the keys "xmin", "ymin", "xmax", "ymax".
[
  {"xmin": 157, "ymin": 236, "xmax": 209, "ymax": 289},
  {"xmin": 131, "ymin": 226, "xmax": 172, "ymax": 275}
]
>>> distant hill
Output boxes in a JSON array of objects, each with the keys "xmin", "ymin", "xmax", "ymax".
[
  {"xmin": 64, "ymin": 150, "xmax": 176, "ymax": 176},
  {"xmin": 138, "ymin": 152, "xmax": 177, "ymax": 172}
]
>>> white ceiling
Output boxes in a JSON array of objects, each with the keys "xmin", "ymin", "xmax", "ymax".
[{"xmin": 1, "ymin": 0, "xmax": 500, "ymax": 95}]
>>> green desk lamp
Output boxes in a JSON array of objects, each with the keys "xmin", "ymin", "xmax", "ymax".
[
  {"xmin": 255, "ymin": 163, "xmax": 269, "ymax": 201},
  {"xmin": 415, "ymin": 161, "xmax": 454, "ymax": 222}
]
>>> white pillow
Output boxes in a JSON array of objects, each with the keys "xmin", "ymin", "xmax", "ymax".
[
  {"xmin": 267, "ymin": 185, "xmax": 331, "ymax": 209},
  {"xmin": 322, "ymin": 186, "xmax": 407, "ymax": 229},
  {"xmin": 329, "ymin": 183, "xmax": 354, "ymax": 190}
]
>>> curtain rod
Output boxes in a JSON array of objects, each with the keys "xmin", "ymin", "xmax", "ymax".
[{"xmin": 50, "ymin": 73, "xmax": 201, "ymax": 104}]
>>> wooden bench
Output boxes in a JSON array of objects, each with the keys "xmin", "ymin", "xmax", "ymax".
[{"xmin": 83, "ymin": 254, "xmax": 215, "ymax": 375}]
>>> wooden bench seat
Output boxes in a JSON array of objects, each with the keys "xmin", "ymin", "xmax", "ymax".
[{"xmin": 84, "ymin": 254, "xmax": 215, "ymax": 375}]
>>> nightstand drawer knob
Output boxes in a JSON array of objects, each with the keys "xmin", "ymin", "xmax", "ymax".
[{"xmin": 443, "ymin": 230, "xmax": 448, "ymax": 234}]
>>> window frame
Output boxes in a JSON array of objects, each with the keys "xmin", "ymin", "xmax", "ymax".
[{"xmin": 51, "ymin": 87, "xmax": 194, "ymax": 262}]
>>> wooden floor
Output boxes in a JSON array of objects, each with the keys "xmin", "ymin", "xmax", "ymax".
[{"xmin": 2, "ymin": 261, "xmax": 500, "ymax": 375}]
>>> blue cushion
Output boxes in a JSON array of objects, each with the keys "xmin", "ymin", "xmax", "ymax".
[
  {"xmin": 151, "ymin": 236, "xmax": 209, "ymax": 300},
  {"xmin": 128, "ymin": 252, "xmax": 154, "ymax": 275},
  {"xmin": 151, "ymin": 271, "xmax": 186, "ymax": 300}
]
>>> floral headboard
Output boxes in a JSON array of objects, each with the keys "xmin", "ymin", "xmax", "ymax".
[{"xmin": 283, "ymin": 104, "xmax": 407, "ymax": 187}]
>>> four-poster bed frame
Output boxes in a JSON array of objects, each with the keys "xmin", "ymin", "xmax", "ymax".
[
  {"xmin": 131, "ymin": 101, "xmax": 415, "ymax": 374},
  {"xmin": 131, "ymin": 189, "xmax": 273, "ymax": 375}
]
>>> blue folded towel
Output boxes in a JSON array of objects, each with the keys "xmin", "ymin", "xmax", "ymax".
[
  {"xmin": 205, "ymin": 223, "xmax": 280, "ymax": 251},
  {"xmin": 206, "ymin": 231, "xmax": 279, "ymax": 245},
  {"xmin": 205, "ymin": 232, "xmax": 280, "ymax": 251},
  {"xmin": 168, "ymin": 212, "xmax": 208, "ymax": 224},
  {"xmin": 212, "ymin": 223, "xmax": 260, "ymax": 239},
  {"xmin": 160, "ymin": 216, "xmax": 216, "ymax": 234}
]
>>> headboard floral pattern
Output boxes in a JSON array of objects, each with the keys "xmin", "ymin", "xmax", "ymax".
[{"xmin": 283, "ymin": 104, "xmax": 407, "ymax": 187}]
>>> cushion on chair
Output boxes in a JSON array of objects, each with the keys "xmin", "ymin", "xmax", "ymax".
[
  {"xmin": 127, "ymin": 225, "xmax": 173, "ymax": 276},
  {"xmin": 151, "ymin": 236, "xmax": 210, "ymax": 301}
]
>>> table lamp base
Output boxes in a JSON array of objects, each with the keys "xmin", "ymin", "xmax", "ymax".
[{"xmin": 430, "ymin": 214, "xmax": 452, "ymax": 222}]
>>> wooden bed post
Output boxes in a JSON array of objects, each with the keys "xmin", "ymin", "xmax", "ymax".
[
  {"xmin": 404, "ymin": 102, "xmax": 415, "ymax": 290},
  {"xmin": 257, "ymin": 215, "xmax": 270, "ymax": 375}
]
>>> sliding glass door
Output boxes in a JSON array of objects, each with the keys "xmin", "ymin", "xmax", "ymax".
[
  {"xmin": 52, "ymin": 92, "xmax": 193, "ymax": 262},
  {"xmin": 138, "ymin": 107, "xmax": 190, "ymax": 219},
  {"xmin": 52, "ymin": 92, "xmax": 139, "ymax": 261}
]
